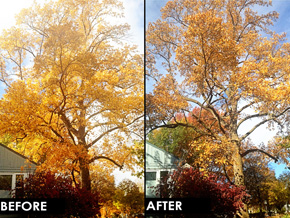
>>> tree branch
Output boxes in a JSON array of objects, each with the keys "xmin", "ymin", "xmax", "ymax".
[
  {"xmin": 240, "ymin": 119, "xmax": 270, "ymax": 141},
  {"xmin": 59, "ymin": 112, "xmax": 79, "ymax": 137},
  {"xmin": 146, "ymin": 122, "xmax": 212, "ymax": 139},
  {"xmin": 241, "ymin": 149, "xmax": 278, "ymax": 162},
  {"xmin": 240, "ymin": 107, "xmax": 290, "ymax": 141},
  {"xmin": 237, "ymin": 112, "xmax": 268, "ymax": 129},
  {"xmin": 88, "ymin": 115, "xmax": 143, "ymax": 148},
  {"xmin": 223, "ymin": 164, "xmax": 235, "ymax": 185},
  {"xmin": 90, "ymin": 156, "xmax": 123, "ymax": 169}
]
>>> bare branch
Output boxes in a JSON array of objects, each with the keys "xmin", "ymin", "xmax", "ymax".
[
  {"xmin": 90, "ymin": 156, "xmax": 123, "ymax": 169},
  {"xmin": 240, "ymin": 118, "xmax": 270, "ymax": 141},
  {"xmin": 237, "ymin": 101, "xmax": 255, "ymax": 114},
  {"xmin": 240, "ymin": 107, "xmax": 290, "ymax": 141},
  {"xmin": 223, "ymin": 164, "xmax": 235, "ymax": 185},
  {"xmin": 88, "ymin": 115, "xmax": 143, "ymax": 148},
  {"xmin": 184, "ymin": 96, "xmax": 227, "ymax": 134},
  {"xmin": 59, "ymin": 112, "xmax": 79, "ymax": 137},
  {"xmin": 241, "ymin": 148, "xmax": 278, "ymax": 162},
  {"xmin": 237, "ymin": 112, "xmax": 268, "ymax": 129}
]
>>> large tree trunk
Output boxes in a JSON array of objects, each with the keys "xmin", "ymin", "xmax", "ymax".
[
  {"xmin": 228, "ymin": 100, "xmax": 249, "ymax": 218},
  {"xmin": 232, "ymin": 143, "xmax": 244, "ymax": 186},
  {"xmin": 232, "ymin": 140, "xmax": 249, "ymax": 218},
  {"xmin": 79, "ymin": 158, "xmax": 91, "ymax": 191},
  {"xmin": 78, "ymin": 107, "xmax": 91, "ymax": 191}
]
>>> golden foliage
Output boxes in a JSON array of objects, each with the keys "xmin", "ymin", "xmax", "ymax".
[
  {"xmin": 0, "ymin": 0, "xmax": 143, "ymax": 189},
  {"xmin": 146, "ymin": 0, "xmax": 290, "ymax": 196}
]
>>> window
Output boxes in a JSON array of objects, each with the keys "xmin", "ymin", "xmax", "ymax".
[
  {"xmin": 15, "ymin": 174, "xmax": 24, "ymax": 197},
  {"xmin": 16, "ymin": 174, "xmax": 24, "ymax": 186},
  {"xmin": 0, "ymin": 175, "xmax": 12, "ymax": 190},
  {"xmin": 146, "ymin": 172, "xmax": 156, "ymax": 181},
  {"xmin": 0, "ymin": 175, "xmax": 12, "ymax": 198},
  {"xmin": 160, "ymin": 171, "xmax": 169, "ymax": 180}
]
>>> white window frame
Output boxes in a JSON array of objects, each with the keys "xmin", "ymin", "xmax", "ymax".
[{"xmin": 0, "ymin": 173, "xmax": 29, "ymax": 197}]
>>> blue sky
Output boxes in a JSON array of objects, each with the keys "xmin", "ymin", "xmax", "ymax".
[{"xmin": 146, "ymin": 0, "xmax": 290, "ymax": 178}]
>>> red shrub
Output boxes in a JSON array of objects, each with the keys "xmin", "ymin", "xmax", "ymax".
[
  {"xmin": 14, "ymin": 171, "xmax": 100, "ymax": 218},
  {"xmin": 157, "ymin": 168, "xmax": 249, "ymax": 217}
]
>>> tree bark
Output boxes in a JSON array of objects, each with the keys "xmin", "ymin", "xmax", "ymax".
[
  {"xmin": 79, "ymin": 158, "xmax": 91, "ymax": 191},
  {"xmin": 232, "ymin": 143, "xmax": 244, "ymax": 186},
  {"xmin": 227, "ymin": 98, "xmax": 249, "ymax": 218},
  {"xmin": 232, "ymin": 141, "xmax": 249, "ymax": 218}
]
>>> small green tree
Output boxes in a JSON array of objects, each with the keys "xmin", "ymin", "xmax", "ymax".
[
  {"xmin": 268, "ymin": 179, "xmax": 288, "ymax": 213},
  {"xmin": 114, "ymin": 179, "xmax": 144, "ymax": 216},
  {"xmin": 147, "ymin": 126, "xmax": 196, "ymax": 160}
]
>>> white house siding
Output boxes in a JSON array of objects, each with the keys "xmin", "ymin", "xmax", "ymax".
[
  {"xmin": 0, "ymin": 144, "xmax": 37, "ymax": 198},
  {"xmin": 0, "ymin": 144, "xmax": 36, "ymax": 174},
  {"xmin": 145, "ymin": 142, "xmax": 179, "ymax": 198}
]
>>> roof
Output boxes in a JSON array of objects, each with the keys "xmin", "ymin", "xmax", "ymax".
[
  {"xmin": 146, "ymin": 141, "xmax": 179, "ymax": 170},
  {"xmin": 146, "ymin": 142, "xmax": 179, "ymax": 160},
  {"xmin": 0, "ymin": 143, "xmax": 37, "ymax": 173}
]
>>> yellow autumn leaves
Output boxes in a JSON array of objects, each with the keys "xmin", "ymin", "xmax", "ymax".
[
  {"xmin": 189, "ymin": 136, "xmax": 234, "ymax": 172},
  {"xmin": 0, "ymin": 0, "xmax": 143, "ymax": 190}
]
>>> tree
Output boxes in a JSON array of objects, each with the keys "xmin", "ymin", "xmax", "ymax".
[
  {"xmin": 91, "ymin": 166, "xmax": 116, "ymax": 203},
  {"xmin": 279, "ymin": 172, "xmax": 290, "ymax": 213},
  {"xmin": 90, "ymin": 168, "xmax": 119, "ymax": 217},
  {"xmin": 146, "ymin": 0, "xmax": 290, "ymax": 216},
  {"xmin": 130, "ymin": 140, "xmax": 145, "ymax": 178},
  {"xmin": 243, "ymin": 143, "xmax": 276, "ymax": 214},
  {"xmin": 0, "ymin": 0, "xmax": 143, "ymax": 191},
  {"xmin": 267, "ymin": 179, "xmax": 288, "ymax": 213},
  {"xmin": 147, "ymin": 108, "xmax": 215, "ymax": 157},
  {"xmin": 268, "ymin": 171, "xmax": 290, "ymax": 213},
  {"xmin": 113, "ymin": 179, "xmax": 144, "ymax": 216},
  {"xmin": 147, "ymin": 108, "xmax": 233, "ymax": 176}
]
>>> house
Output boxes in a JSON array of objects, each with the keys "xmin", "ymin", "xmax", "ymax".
[
  {"xmin": 0, "ymin": 143, "xmax": 37, "ymax": 198},
  {"xmin": 145, "ymin": 142, "xmax": 179, "ymax": 198}
]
